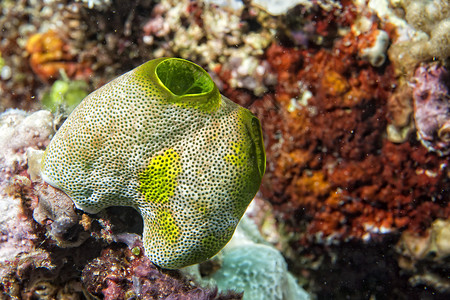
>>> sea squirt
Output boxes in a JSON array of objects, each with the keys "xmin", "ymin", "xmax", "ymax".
[{"xmin": 41, "ymin": 57, "xmax": 266, "ymax": 269}]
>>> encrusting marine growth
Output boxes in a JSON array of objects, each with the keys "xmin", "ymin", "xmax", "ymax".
[{"xmin": 40, "ymin": 57, "xmax": 266, "ymax": 269}]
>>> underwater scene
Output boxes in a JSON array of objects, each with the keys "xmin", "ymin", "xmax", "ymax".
[{"xmin": 0, "ymin": 0, "xmax": 449, "ymax": 299}]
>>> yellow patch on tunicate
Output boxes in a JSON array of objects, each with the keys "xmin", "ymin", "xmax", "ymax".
[
  {"xmin": 224, "ymin": 142, "xmax": 247, "ymax": 166},
  {"xmin": 224, "ymin": 143, "xmax": 253, "ymax": 218},
  {"xmin": 156, "ymin": 209, "xmax": 180, "ymax": 245},
  {"xmin": 224, "ymin": 109, "xmax": 250, "ymax": 166},
  {"xmin": 138, "ymin": 149, "xmax": 181, "ymax": 205}
]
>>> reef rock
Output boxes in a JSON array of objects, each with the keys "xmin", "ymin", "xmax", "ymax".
[
  {"xmin": 186, "ymin": 215, "xmax": 310, "ymax": 300},
  {"xmin": 412, "ymin": 63, "xmax": 450, "ymax": 156}
]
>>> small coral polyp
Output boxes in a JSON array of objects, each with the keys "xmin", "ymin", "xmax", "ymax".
[{"xmin": 41, "ymin": 57, "xmax": 266, "ymax": 269}]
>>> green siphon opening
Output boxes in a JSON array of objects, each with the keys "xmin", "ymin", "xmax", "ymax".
[
  {"xmin": 155, "ymin": 58, "xmax": 215, "ymax": 96},
  {"xmin": 249, "ymin": 116, "xmax": 266, "ymax": 178}
]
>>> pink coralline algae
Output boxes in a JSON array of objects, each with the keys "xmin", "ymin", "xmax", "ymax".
[
  {"xmin": 0, "ymin": 110, "xmax": 53, "ymax": 264},
  {"xmin": 82, "ymin": 243, "xmax": 243, "ymax": 300},
  {"xmin": 412, "ymin": 63, "xmax": 450, "ymax": 156}
]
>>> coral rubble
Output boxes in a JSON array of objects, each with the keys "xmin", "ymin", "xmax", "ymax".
[{"xmin": 82, "ymin": 244, "xmax": 243, "ymax": 300}]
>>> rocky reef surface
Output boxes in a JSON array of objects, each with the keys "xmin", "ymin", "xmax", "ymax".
[{"xmin": 0, "ymin": 0, "xmax": 449, "ymax": 299}]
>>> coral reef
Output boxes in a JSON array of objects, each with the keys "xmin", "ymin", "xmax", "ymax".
[
  {"xmin": 412, "ymin": 63, "xmax": 450, "ymax": 155},
  {"xmin": 1, "ymin": 0, "xmax": 449, "ymax": 299},
  {"xmin": 368, "ymin": 0, "xmax": 450, "ymax": 76},
  {"xmin": 367, "ymin": 0, "xmax": 450, "ymax": 144},
  {"xmin": 257, "ymin": 1, "xmax": 449, "ymax": 243},
  {"xmin": 251, "ymin": 0, "xmax": 314, "ymax": 16},
  {"xmin": 386, "ymin": 81, "xmax": 414, "ymax": 143},
  {"xmin": 75, "ymin": 0, "xmax": 112, "ymax": 10},
  {"xmin": 32, "ymin": 181, "xmax": 89, "ymax": 248},
  {"xmin": 358, "ymin": 29, "xmax": 389, "ymax": 67},
  {"xmin": 396, "ymin": 219, "xmax": 450, "ymax": 293},
  {"xmin": 187, "ymin": 215, "xmax": 310, "ymax": 300},
  {"xmin": 0, "ymin": 110, "xmax": 247, "ymax": 299},
  {"xmin": 0, "ymin": 110, "xmax": 87, "ymax": 298},
  {"xmin": 142, "ymin": 0, "xmax": 277, "ymax": 97},
  {"xmin": 82, "ymin": 243, "xmax": 243, "ymax": 300},
  {"xmin": 389, "ymin": 0, "xmax": 450, "ymax": 67},
  {"xmin": 246, "ymin": 2, "xmax": 449, "ymax": 297},
  {"xmin": 0, "ymin": 109, "xmax": 52, "ymax": 263},
  {"xmin": 0, "ymin": 0, "xmax": 91, "ymax": 110}
]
